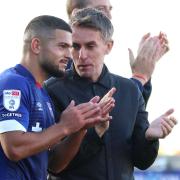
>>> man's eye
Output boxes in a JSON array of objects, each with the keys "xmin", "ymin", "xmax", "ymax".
[
  {"xmin": 87, "ymin": 44, "xmax": 95, "ymax": 49},
  {"xmin": 59, "ymin": 45, "xmax": 66, "ymax": 48},
  {"xmin": 72, "ymin": 43, "xmax": 80, "ymax": 50},
  {"xmin": 58, "ymin": 44, "xmax": 67, "ymax": 49},
  {"xmin": 97, "ymin": 6, "xmax": 106, "ymax": 11}
]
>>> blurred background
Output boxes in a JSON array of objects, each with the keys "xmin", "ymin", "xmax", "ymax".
[{"xmin": 0, "ymin": 0, "xmax": 179, "ymax": 179}]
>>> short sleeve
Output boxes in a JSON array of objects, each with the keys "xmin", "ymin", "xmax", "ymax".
[{"xmin": 0, "ymin": 74, "xmax": 31, "ymax": 133}]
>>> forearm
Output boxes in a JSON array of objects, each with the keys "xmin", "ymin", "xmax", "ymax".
[
  {"xmin": 132, "ymin": 91, "xmax": 159, "ymax": 169},
  {"xmin": 133, "ymin": 136, "xmax": 159, "ymax": 170},
  {"xmin": 48, "ymin": 129, "xmax": 86, "ymax": 174},
  {"xmin": 0, "ymin": 123, "xmax": 69, "ymax": 161}
]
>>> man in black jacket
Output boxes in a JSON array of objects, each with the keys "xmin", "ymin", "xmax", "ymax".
[
  {"xmin": 45, "ymin": 8, "xmax": 177, "ymax": 180},
  {"xmin": 65, "ymin": 0, "xmax": 169, "ymax": 107}
]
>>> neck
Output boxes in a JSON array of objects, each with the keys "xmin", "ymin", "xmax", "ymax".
[{"xmin": 21, "ymin": 55, "xmax": 48, "ymax": 85}]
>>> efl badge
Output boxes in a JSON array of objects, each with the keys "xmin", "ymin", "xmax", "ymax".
[{"xmin": 3, "ymin": 90, "xmax": 21, "ymax": 112}]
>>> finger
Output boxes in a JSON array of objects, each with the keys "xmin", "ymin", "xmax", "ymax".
[
  {"xmin": 161, "ymin": 125, "xmax": 169, "ymax": 138},
  {"xmin": 152, "ymin": 39, "xmax": 169, "ymax": 61},
  {"xmin": 102, "ymin": 104, "xmax": 114, "ymax": 116},
  {"xmin": 105, "ymin": 87, "xmax": 116, "ymax": 98},
  {"xmin": 166, "ymin": 116, "xmax": 178, "ymax": 128},
  {"xmin": 67, "ymin": 100, "xmax": 75, "ymax": 108},
  {"xmin": 101, "ymin": 88, "xmax": 116, "ymax": 102},
  {"xmin": 160, "ymin": 36, "xmax": 168, "ymax": 45},
  {"xmin": 159, "ymin": 32, "xmax": 168, "ymax": 41},
  {"xmin": 162, "ymin": 108, "xmax": 174, "ymax": 117},
  {"xmin": 83, "ymin": 106, "xmax": 101, "ymax": 119},
  {"xmin": 165, "ymin": 118, "xmax": 176, "ymax": 128},
  {"xmin": 101, "ymin": 100, "xmax": 115, "ymax": 115},
  {"xmin": 152, "ymin": 40, "xmax": 166, "ymax": 61},
  {"xmin": 128, "ymin": 48, "xmax": 135, "ymax": 67},
  {"xmin": 100, "ymin": 96, "xmax": 113, "ymax": 106},
  {"xmin": 77, "ymin": 102, "xmax": 99, "ymax": 113},
  {"xmin": 84, "ymin": 116, "xmax": 102, "ymax": 128},
  {"xmin": 161, "ymin": 43, "xmax": 169, "ymax": 53},
  {"xmin": 109, "ymin": 87, "xmax": 116, "ymax": 96},
  {"xmin": 90, "ymin": 96, "xmax": 100, "ymax": 103},
  {"xmin": 101, "ymin": 115, "xmax": 112, "ymax": 122},
  {"xmin": 138, "ymin": 33, "xmax": 151, "ymax": 52},
  {"xmin": 139, "ymin": 37, "xmax": 156, "ymax": 60},
  {"xmin": 169, "ymin": 116, "xmax": 178, "ymax": 125},
  {"xmin": 159, "ymin": 31, "xmax": 165, "ymax": 40},
  {"xmin": 161, "ymin": 120, "xmax": 172, "ymax": 134},
  {"xmin": 141, "ymin": 32, "xmax": 151, "ymax": 43}
]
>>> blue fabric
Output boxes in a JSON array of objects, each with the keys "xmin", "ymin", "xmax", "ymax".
[
  {"xmin": 131, "ymin": 77, "xmax": 144, "ymax": 92},
  {"xmin": 0, "ymin": 64, "xmax": 55, "ymax": 180}
]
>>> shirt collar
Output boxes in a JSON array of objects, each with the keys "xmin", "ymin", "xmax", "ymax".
[
  {"xmin": 71, "ymin": 64, "xmax": 112, "ymax": 89},
  {"xmin": 14, "ymin": 64, "xmax": 42, "ymax": 88}
]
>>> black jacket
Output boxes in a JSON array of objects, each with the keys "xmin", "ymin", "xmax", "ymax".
[{"xmin": 44, "ymin": 65, "xmax": 159, "ymax": 180}]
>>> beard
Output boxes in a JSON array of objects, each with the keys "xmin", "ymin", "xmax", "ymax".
[{"xmin": 40, "ymin": 58, "xmax": 65, "ymax": 78}]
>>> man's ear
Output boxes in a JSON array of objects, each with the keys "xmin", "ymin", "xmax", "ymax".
[
  {"xmin": 71, "ymin": 8, "xmax": 80, "ymax": 17},
  {"xmin": 31, "ymin": 38, "xmax": 41, "ymax": 54},
  {"xmin": 105, "ymin": 40, "xmax": 114, "ymax": 55}
]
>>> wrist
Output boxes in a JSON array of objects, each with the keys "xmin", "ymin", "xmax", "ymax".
[
  {"xmin": 132, "ymin": 73, "xmax": 148, "ymax": 85},
  {"xmin": 95, "ymin": 126, "xmax": 105, "ymax": 138},
  {"xmin": 57, "ymin": 122, "xmax": 70, "ymax": 137},
  {"xmin": 145, "ymin": 128, "xmax": 158, "ymax": 141}
]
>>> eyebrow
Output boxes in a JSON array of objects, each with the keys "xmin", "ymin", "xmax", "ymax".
[
  {"xmin": 96, "ymin": 5, "xmax": 113, "ymax": 10},
  {"xmin": 58, "ymin": 42, "xmax": 73, "ymax": 48}
]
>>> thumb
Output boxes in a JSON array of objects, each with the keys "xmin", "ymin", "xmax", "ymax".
[
  {"xmin": 128, "ymin": 48, "xmax": 135, "ymax": 67},
  {"xmin": 162, "ymin": 108, "xmax": 174, "ymax": 117},
  {"xmin": 67, "ymin": 100, "xmax": 75, "ymax": 108}
]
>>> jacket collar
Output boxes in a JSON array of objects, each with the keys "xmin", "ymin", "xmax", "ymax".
[{"xmin": 69, "ymin": 64, "xmax": 113, "ymax": 89}]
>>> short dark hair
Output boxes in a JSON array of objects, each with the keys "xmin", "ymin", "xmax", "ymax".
[
  {"xmin": 66, "ymin": 0, "xmax": 90, "ymax": 19},
  {"xmin": 24, "ymin": 15, "xmax": 72, "ymax": 42},
  {"xmin": 70, "ymin": 8, "xmax": 114, "ymax": 41}
]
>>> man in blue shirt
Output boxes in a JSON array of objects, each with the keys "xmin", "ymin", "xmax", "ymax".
[{"xmin": 0, "ymin": 15, "xmax": 115, "ymax": 180}]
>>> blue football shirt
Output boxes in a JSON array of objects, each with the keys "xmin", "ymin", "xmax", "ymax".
[{"xmin": 0, "ymin": 64, "xmax": 55, "ymax": 180}]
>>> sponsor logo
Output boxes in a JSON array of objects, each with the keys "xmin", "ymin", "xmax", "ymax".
[
  {"xmin": 1, "ymin": 113, "xmax": 22, "ymax": 118},
  {"xmin": 36, "ymin": 102, "xmax": 43, "ymax": 111},
  {"xmin": 3, "ymin": 90, "xmax": 21, "ymax": 112},
  {"xmin": 32, "ymin": 122, "xmax": 42, "ymax": 132}
]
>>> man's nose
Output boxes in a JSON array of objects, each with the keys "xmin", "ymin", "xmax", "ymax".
[
  {"xmin": 106, "ymin": 10, "xmax": 112, "ymax": 19},
  {"xmin": 108, "ymin": 12, "xmax": 112, "ymax": 19},
  {"xmin": 79, "ymin": 47, "xmax": 87, "ymax": 60}
]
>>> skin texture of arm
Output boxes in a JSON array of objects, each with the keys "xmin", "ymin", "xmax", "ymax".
[
  {"xmin": 0, "ymin": 123, "xmax": 69, "ymax": 161},
  {"xmin": 0, "ymin": 100, "xmax": 103, "ymax": 162}
]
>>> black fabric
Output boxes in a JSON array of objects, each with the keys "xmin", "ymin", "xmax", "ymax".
[
  {"xmin": 142, "ymin": 79, "xmax": 152, "ymax": 108},
  {"xmin": 44, "ymin": 65, "xmax": 159, "ymax": 180}
]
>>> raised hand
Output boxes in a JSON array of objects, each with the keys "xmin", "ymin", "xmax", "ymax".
[
  {"xmin": 95, "ymin": 87, "xmax": 116, "ymax": 137},
  {"xmin": 129, "ymin": 32, "xmax": 169, "ymax": 85},
  {"xmin": 145, "ymin": 109, "xmax": 178, "ymax": 140}
]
